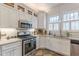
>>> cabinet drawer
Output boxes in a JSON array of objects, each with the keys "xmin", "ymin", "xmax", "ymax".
[
  {"xmin": 2, "ymin": 41, "xmax": 22, "ymax": 50},
  {"xmin": 2, "ymin": 43, "xmax": 14, "ymax": 50},
  {"xmin": 2, "ymin": 45, "xmax": 22, "ymax": 56},
  {"xmin": 13, "ymin": 41, "xmax": 22, "ymax": 46},
  {"xmin": 2, "ymin": 49, "xmax": 14, "ymax": 56}
]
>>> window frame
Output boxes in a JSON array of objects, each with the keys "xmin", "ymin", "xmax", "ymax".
[
  {"xmin": 48, "ymin": 11, "xmax": 79, "ymax": 35},
  {"xmin": 62, "ymin": 11, "xmax": 79, "ymax": 31}
]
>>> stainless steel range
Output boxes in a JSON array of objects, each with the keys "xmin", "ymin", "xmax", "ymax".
[{"xmin": 18, "ymin": 32, "xmax": 36, "ymax": 56}]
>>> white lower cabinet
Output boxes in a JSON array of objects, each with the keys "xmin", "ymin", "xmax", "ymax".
[
  {"xmin": 36, "ymin": 36, "xmax": 54, "ymax": 49},
  {"xmin": 36, "ymin": 37, "xmax": 40, "ymax": 49},
  {"xmin": 39, "ymin": 37, "xmax": 46, "ymax": 48},
  {"xmin": 0, "ymin": 41, "xmax": 22, "ymax": 56},
  {"xmin": 2, "ymin": 49, "xmax": 14, "ymax": 56},
  {"xmin": 32, "ymin": 16, "xmax": 38, "ymax": 28},
  {"xmin": 36, "ymin": 36, "xmax": 49, "ymax": 49},
  {"xmin": 59, "ymin": 39, "xmax": 70, "ymax": 55},
  {"xmin": 14, "ymin": 45, "xmax": 22, "ymax": 56},
  {"xmin": 48, "ymin": 38, "xmax": 70, "ymax": 56},
  {"xmin": 36, "ymin": 36, "xmax": 70, "ymax": 56}
]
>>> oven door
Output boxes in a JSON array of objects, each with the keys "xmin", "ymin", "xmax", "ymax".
[
  {"xmin": 22, "ymin": 40, "xmax": 33, "ymax": 56},
  {"xmin": 30, "ymin": 38, "xmax": 36, "ymax": 49}
]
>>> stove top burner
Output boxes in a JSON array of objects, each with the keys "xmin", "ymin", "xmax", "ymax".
[{"xmin": 18, "ymin": 35, "xmax": 36, "ymax": 40}]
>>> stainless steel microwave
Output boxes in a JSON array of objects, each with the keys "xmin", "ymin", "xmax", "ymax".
[{"xmin": 18, "ymin": 20, "xmax": 32, "ymax": 29}]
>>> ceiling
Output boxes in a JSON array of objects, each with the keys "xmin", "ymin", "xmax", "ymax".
[{"xmin": 25, "ymin": 3, "xmax": 60, "ymax": 13}]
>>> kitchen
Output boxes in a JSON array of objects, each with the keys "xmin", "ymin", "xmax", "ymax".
[{"xmin": 0, "ymin": 3, "xmax": 79, "ymax": 56}]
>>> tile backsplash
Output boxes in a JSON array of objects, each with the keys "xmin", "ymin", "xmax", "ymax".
[{"xmin": 0, "ymin": 28, "xmax": 17, "ymax": 39}]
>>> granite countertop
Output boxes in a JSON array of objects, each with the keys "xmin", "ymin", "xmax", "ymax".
[
  {"xmin": 0, "ymin": 38, "xmax": 22, "ymax": 46},
  {"xmin": 33, "ymin": 34, "xmax": 79, "ymax": 40},
  {"xmin": 68, "ymin": 37, "xmax": 79, "ymax": 40}
]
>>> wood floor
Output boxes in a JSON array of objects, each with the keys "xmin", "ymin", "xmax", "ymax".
[{"xmin": 29, "ymin": 48, "xmax": 62, "ymax": 56}]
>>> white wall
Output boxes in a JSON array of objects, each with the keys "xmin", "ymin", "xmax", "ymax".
[{"xmin": 48, "ymin": 3, "xmax": 79, "ymax": 16}]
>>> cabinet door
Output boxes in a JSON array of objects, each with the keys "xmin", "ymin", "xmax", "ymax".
[
  {"xmin": 18, "ymin": 11, "xmax": 28, "ymax": 22},
  {"xmin": 45, "ymin": 37, "xmax": 50, "ymax": 49},
  {"xmin": 14, "ymin": 45, "xmax": 22, "ymax": 56},
  {"xmin": 59, "ymin": 39, "xmax": 70, "ymax": 55},
  {"xmin": 2, "ymin": 41, "xmax": 22, "ymax": 56},
  {"xmin": 36, "ymin": 37, "xmax": 40, "ymax": 49},
  {"xmin": 18, "ymin": 11, "xmax": 25, "ymax": 20},
  {"xmin": 38, "ymin": 12, "xmax": 47, "ymax": 29},
  {"xmin": 39, "ymin": 37, "xmax": 46, "ymax": 48},
  {"xmin": 2, "ymin": 43, "xmax": 15, "ymax": 56},
  {"xmin": 28, "ymin": 14, "xmax": 32, "ymax": 20},
  {"xmin": 2, "ymin": 48, "xmax": 15, "ymax": 56},
  {"xmin": 48, "ymin": 38, "xmax": 60, "ymax": 52},
  {"xmin": 54, "ymin": 39, "xmax": 61, "ymax": 53},
  {"xmin": 8, "ymin": 9, "xmax": 18, "ymax": 28},
  {"xmin": 13, "ymin": 41, "xmax": 22, "ymax": 56},
  {"xmin": 0, "ymin": 5, "xmax": 10, "ymax": 28},
  {"xmin": 32, "ymin": 16, "xmax": 37, "ymax": 28},
  {"xmin": 46, "ymin": 37, "xmax": 53, "ymax": 50},
  {"xmin": 0, "ymin": 5, "xmax": 18, "ymax": 28}
]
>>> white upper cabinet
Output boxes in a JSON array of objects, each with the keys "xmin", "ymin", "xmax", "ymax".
[
  {"xmin": 32, "ymin": 16, "xmax": 38, "ymax": 28},
  {"xmin": 0, "ymin": 5, "xmax": 18, "ymax": 28},
  {"xmin": 27, "ymin": 10, "xmax": 32, "ymax": 21},
  {"xmin": 0, "ymin": 4, "xmax": 38, "ymax": 28},
  {"xmin": 28, "ymin": 14, "xmax": 32, "ymax": 21},
  {"xmin": 18, "ymin": 11, "xmax": 27, "ymax": 21},
  {"xmin": 38, "ymin": 11, "xmax": 47, "ymax": 29}
]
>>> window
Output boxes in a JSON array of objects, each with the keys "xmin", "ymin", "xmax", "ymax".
[
  {"xmin": 63, "ymin": 22, "xmax": 70, "ymax": 30},
  {"xmin": 63, "ymin": 14, "xmax": 66, "ymax": 21},
  {"xmin": 48, "ymin": 11, "xmax": 79, "ymax": 36},
  {"xmin": 71, "ymin": 21, "xmax": 79, "ymax": 30},
  {"xmin": 49, "ymin": 17, "xmax": 53, "ymax": 23},
  {"xmin": 54, "ymin": 16, "xmax": 59, "ymax": 22},
  {"xmin": 53, "ymin": 24, "xmax": 59, "ymax": 31},
  {"xmin": 49, "ymin": 16, "xmax": 60, "ymax": 31},
  {"xmin": 63, "ymin": 12, "xmax": 79, "ymax": 31},
  {"xmin": 49, "ymin": 16, "xmax": 59, "ymax": 23},
  {"xmin": 74, "ymin": 12, "xmax": 79, "ymax": 20},
  {"xmin": 63, "ymin": 12, "xmax": 79, "ymax": 21},
  {"xmin": 49, "ymin": 24, "xmax": 53, "ymax": 31},
  {"xmin": 70, "ymin": 13, "xmax": 74, "ymax": 20},
  {"xmin": 63, "ymin": 14, "xmax": 70, "ymax": 21}
]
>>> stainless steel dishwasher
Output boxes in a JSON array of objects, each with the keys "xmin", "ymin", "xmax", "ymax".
[{"xmin": 71, "ymin": 40, "xmax": 79, "ymax": 56}]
